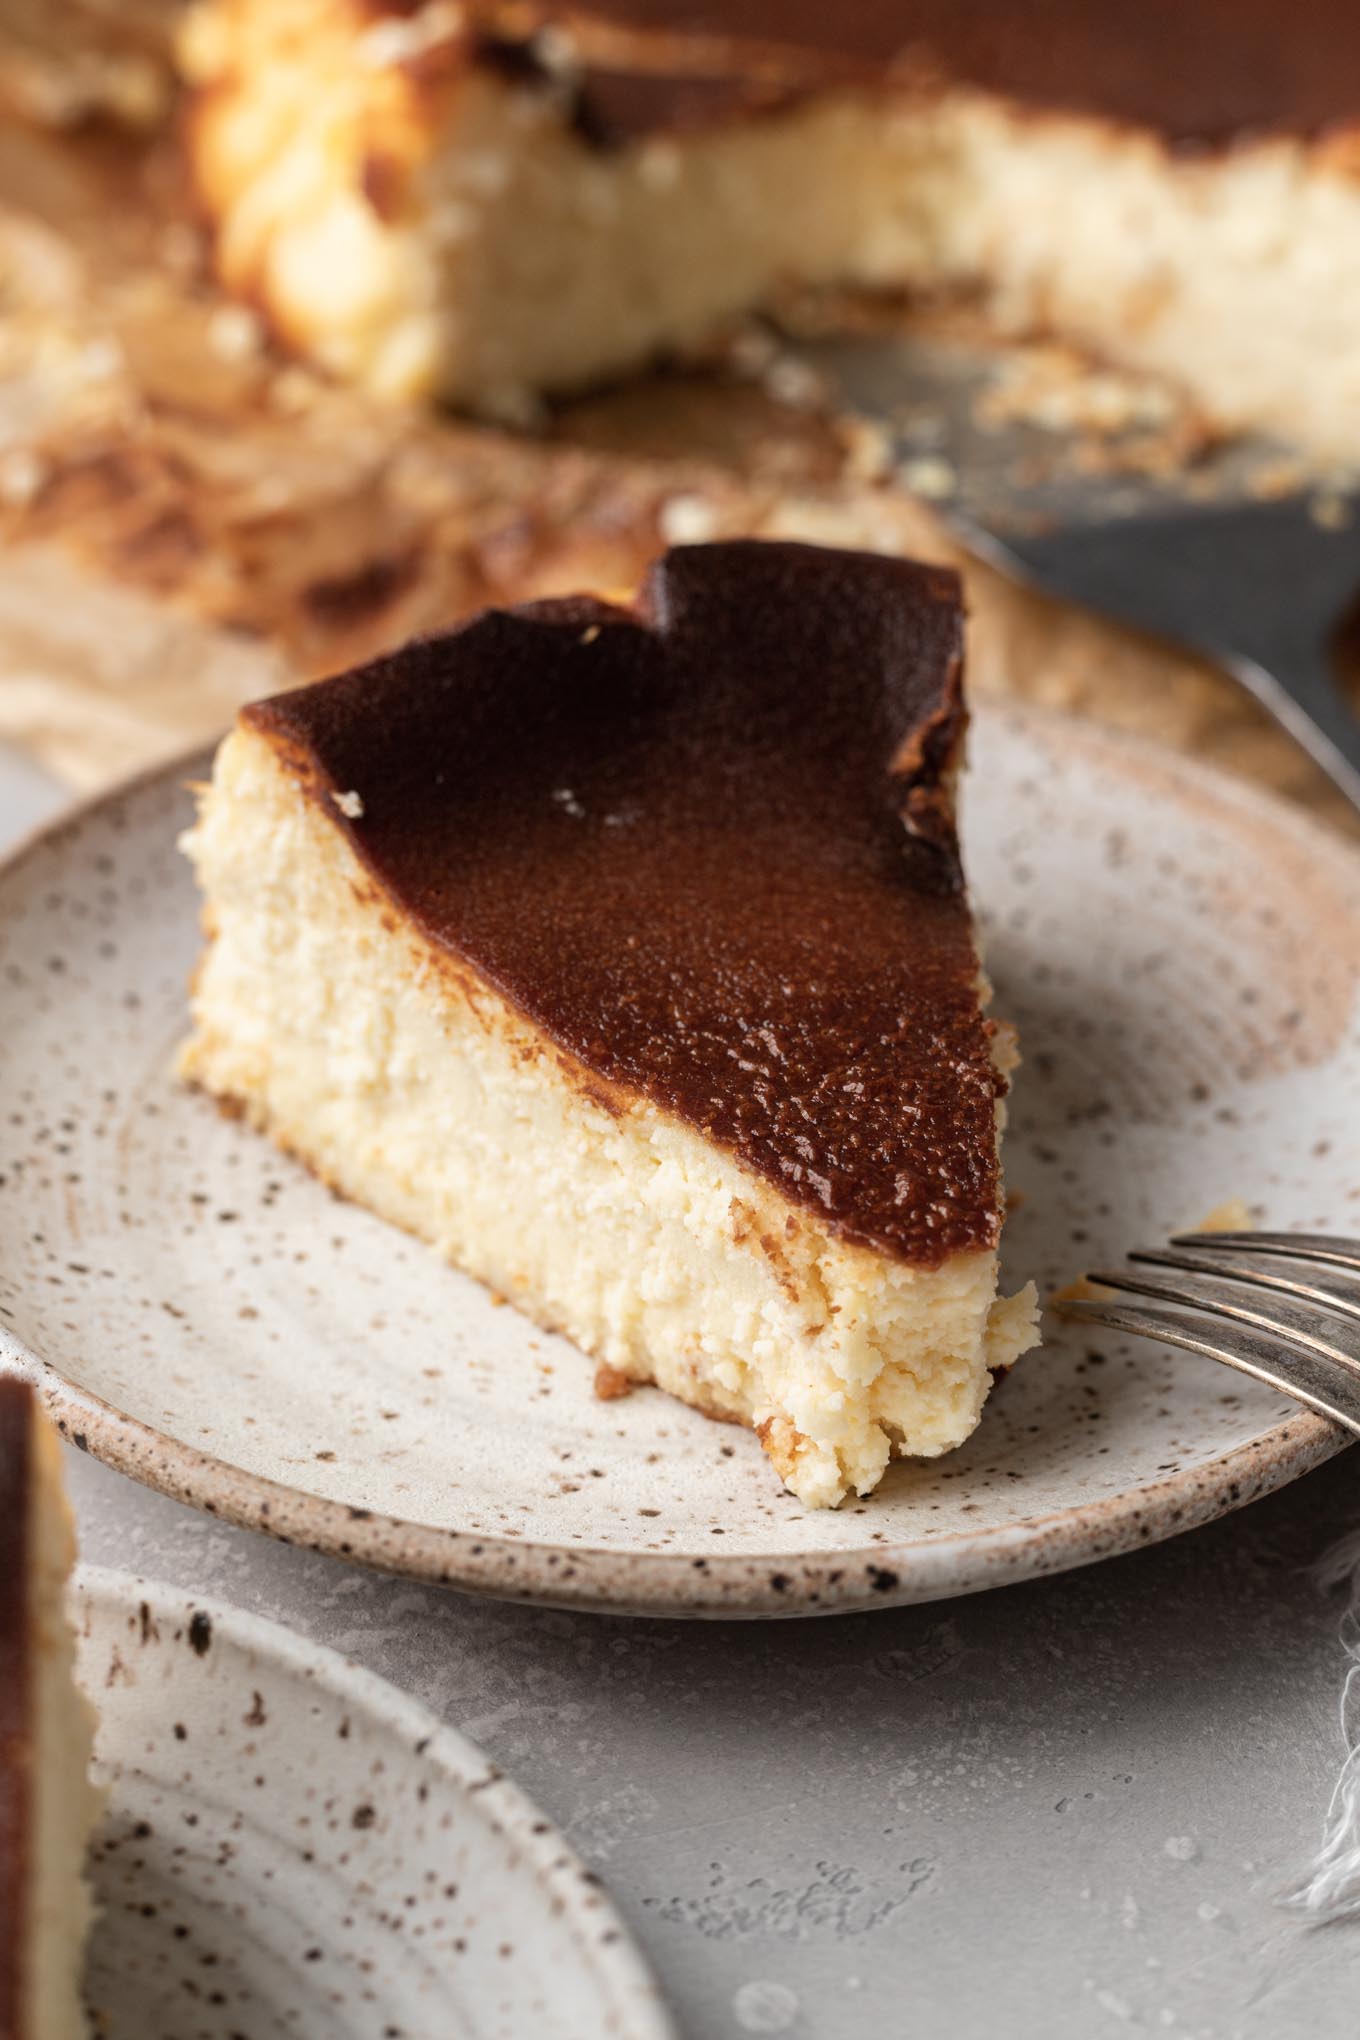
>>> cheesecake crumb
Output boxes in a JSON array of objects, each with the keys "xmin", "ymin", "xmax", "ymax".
[
  {"xmin": 763, "ymin": 354, "xmax": 825, "ymax": 410},
  {"xmin": 207, "ymin": 304, "xmax": 263, "ymax": 362},
  {"xmin": 270, "ymin": 365, "xmax": 321, "ymax": 414},
  {"xmin": 0, "ymin": 449, "xmax": 48, "ymax": 508},
  {"xmin": 1051, "ymin": 1274, "xmax": 1114, "ymax": 1307},
  {"xmin": 331, "ymin": 789, "xmax": 365, "ymax": 820},
  {"xmin": 1311, "ymin": 492, "xmax": 1353, "ymax": 532},
  {"xmin": 356, "ymin": 4, "xmax": 464, "ymax": 71},
  {"xmin": 533, "ymin": 23, "xmax": 580, "ymax": 79},
  {"xmin": 757, "ymin": 1413, "xmax": 810, "ymax": 1486},
  {"xmin": 594, "ymin": 1362, "xmax": 633, "ymax": 1401},
  {"xmin": 898, "ymin": 455, "xmax": 958, "ymax": 501},
  {"xmin": 1195, "ymin": 1197, "xmax": 1252, "ymax": 1233},
  {"xmin": 660, "ymin": 493, "xmax": 720, "ymax": 545}
]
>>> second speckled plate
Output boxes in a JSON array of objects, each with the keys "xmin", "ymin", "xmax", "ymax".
[
  {"xmin": 2, "ymin": 703, "xmax": 1358, "ymax": 1615},
  {"xmin": 75, "ymin": 1568, "xmax": 673, "ymax": 2037}
]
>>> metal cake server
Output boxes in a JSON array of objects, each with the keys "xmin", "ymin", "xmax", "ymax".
[{"xmin": 797, "ymin": 331, "xmax": 1360, "ymax": 812}]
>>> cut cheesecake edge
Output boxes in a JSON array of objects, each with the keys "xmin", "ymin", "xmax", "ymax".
[
  {"xmin": 181, "ymin": 1, "xmax": 1360, "ymax": 455},
  {"xmin": 178, "ymin": 549, "xmax": 1038, "ymax": 1510},
  {"xmin": 0, "ymin": 1378, "xmax": 100, "ymax": 2040}
]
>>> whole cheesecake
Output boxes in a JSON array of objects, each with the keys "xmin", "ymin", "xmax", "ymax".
[
  {"xmin": 179, "ymin": 540, "xmax": 1038, "ymax": 1508},
  {"xmin": 181, "ymin": 0, "xmax": 1360, "ymax": 452},
  {"xmin": 0, "ymin": 1379, "xmax": 98, "ymax": 2040}
]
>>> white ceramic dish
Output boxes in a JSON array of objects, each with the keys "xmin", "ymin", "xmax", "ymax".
[
  {"xmin": 74, "ymin": 1567, "xmax": 673, "ymax": 2038},
  {"xmin": 2, "ymin": 702, "xmax": 1357, "ymax": 1616}
]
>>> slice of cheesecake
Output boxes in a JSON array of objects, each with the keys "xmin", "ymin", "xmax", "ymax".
[
  {"xmin": 181, "ymin": 0, "xmax": 1360, "ymax": 454},
  {"xmin": 180, "ymin": 540, "xmax": 1037, "ymax": 1507},
  {"xmin": 0, "ymin": 1378, "xmax": 99, "ymax": 2040}
]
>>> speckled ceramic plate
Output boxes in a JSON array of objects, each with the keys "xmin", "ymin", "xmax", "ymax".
[
  {"xmin": 2, "ymin": 703, "xmax": 1357, "ymax": 1617},
  {"xmin": 74, "ymin": 1567, "xmax": 673, "ymax": 2038}
]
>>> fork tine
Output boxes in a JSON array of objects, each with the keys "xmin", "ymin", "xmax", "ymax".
[
  {"xmin": 1087, "ymin": 1264, "xmax": 1360, "ymax": 1374},
  {"xmin": 1169, "ymin": 1231, "xmax": 1360, "ymax": 1274},
  {"xmin": 1129, "ymin": 1246, "xmax": 1360, "ymax": 1326},
  {"xmin": 1059, "ymin": 1297, "xmax": 1360, "ymax": 1436}
]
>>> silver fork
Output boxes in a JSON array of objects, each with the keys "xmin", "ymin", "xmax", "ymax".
[{"xmin": 1058, "ymin": 1232, "xmax": 1360, "ymax": 1434}]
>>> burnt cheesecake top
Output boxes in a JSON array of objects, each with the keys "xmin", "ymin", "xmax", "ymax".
[
  {"xmin": 245, "ymin": 541, "xmax": 1004, "ymax": 1266},
  {"xmin": 462, "ymin": 0, "xmax": 1360, "ymax": 151}
]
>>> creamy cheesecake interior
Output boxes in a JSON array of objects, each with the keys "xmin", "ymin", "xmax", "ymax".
[
  {"xmin": 181, "ymin": 0, "xmax": 1360, "ymax": 453},
  {"xmin": 0, "ymin": 1379, "xmax": 99, "ymax": 2040},
  {"xmin": 179, "ymin": 541, "xmax": 1037, "ymax": 1508}
]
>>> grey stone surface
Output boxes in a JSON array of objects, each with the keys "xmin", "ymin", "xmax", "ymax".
[
  {"xmin": 62, "ymin": 1441, "xmax": 1360, "ymax": 2040},
  {"xmin": 7, "ymin": 742, "xmax": 1360, "ymax": 2038}
]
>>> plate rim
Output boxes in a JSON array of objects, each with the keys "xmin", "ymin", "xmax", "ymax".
[
  {"xmin": 3, "ymin": 701, "xmax": 1358, "ymax": 1618},
  {"xmin": 74, "ymin": 1563, "xmax": 678, "ymax": 2038}
]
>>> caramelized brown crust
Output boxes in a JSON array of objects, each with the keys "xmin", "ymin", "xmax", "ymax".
[
  {"xmin": 244, "ymin": 540, "xmax": 1004, "ymax": 1266},
  {"xmin": 0, "ymin": 1376, "xmax": 32, "ymax": 2039},
  {"xmin": 466, "ymin": 1, "xmax": 1360, "ymax": 149}
]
